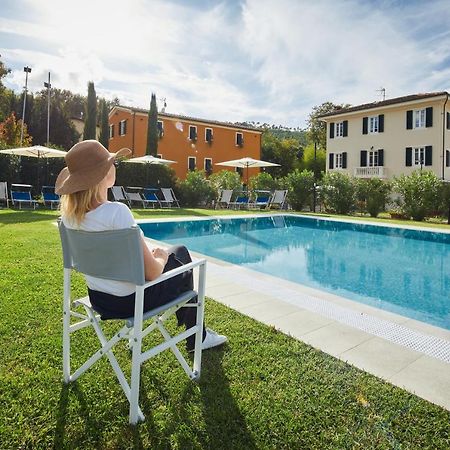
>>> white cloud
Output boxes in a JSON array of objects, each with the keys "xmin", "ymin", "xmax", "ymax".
[{"xmin": 1, "ymin": 0, "xmax": 449, "ymax": 127}]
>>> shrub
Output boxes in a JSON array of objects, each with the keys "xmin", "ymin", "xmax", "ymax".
[
  {"xmin": 285, "ymin": 169, "xmax": 315, "ymax": 210},
  {"xmin": 115, "ymin": 162, "xmax": 176, "ymax": 190},
  {"xmin": 249, "ymin": 172, "xmax": 279, "ymax": 192},
  {"xmin": 320, "ymin": 172, "xmax": 356, "ymax": 214},
  {"xmin": 355, "ymin": 178, "xmax": 391, "ymax": 217},
  {"xmin": 393, "ymin": 170, "xmax": 441, "ymax": 221},
  {"xmin": 208, "ymin": 170, "xmax": 242, "ymax": 198},
  {"xmin": 176, "ymin": 170, "xmax": 215, "ymax": 207}
]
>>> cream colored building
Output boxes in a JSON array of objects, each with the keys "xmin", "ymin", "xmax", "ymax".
[{"xmin": 320, "ymin": 92, "xmax": 450, "ymax": 180}]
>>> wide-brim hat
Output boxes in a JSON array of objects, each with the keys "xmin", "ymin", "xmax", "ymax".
[{"xmin": 55, "ymin": 140, "xmax": 131, "ymax": 195}]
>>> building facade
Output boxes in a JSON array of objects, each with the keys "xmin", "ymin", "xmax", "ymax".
[
  {"xmin": 108, "ymin": 106, "xmax": 262, "ymax": 180},
  {"xmin": 320, "ymin": 92, "xmax": 450, "ymax": 180}
]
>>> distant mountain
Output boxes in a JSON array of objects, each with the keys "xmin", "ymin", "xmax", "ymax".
[{"xmin": 234, "ymin": 121, "xmax": 308, "ymax": 145}]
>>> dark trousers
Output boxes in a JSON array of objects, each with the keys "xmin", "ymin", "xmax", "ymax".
[{"xmin": 88, "ymin": 245, "xmax": 206, "ymax": 350}]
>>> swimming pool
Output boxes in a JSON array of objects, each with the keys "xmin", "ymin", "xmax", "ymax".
[{"xmin": 140, "ymin": 215, "xmax": 450, "ymax": 330}]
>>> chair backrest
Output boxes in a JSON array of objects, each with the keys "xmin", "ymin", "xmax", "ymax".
[
  {"xmin": 0, "ymin": 182, "xmax": 7, "ymax": 200},
  {"xmin": 58, "ymin": 221, "xmax": 145, "ymax": 285},
  {"xmin": 219, "ymin": 190, "xmax": 233, "ymax": 203},
  {"xmin": 111, "ymin": 186, "xmax": 127, "ymax": 201},
  {"xmin": 12, "ymin": 191, "xmax": 32, "ymax": 201},
  {"xmin": 161, "ymin": 188, "xmax": 175, "ymax": 201},
  {"xmin": 271, "ymin": 190, "xmax": 287, "ymax": 204},
  {"xmin": 126, "ymin": 192, "xmax": 144, "ymax": 202},
  {"xmin": 42, "ymin": 186, "xmax": 59, "ymax": 201},
  {"xmin": 143, "ymin": 190, "xmax": 159, "ymax": 201}
]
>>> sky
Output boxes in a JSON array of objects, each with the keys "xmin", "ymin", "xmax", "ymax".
[{"xmin": 1, "ymin": 0, "xmax": 449, "ymax": 128}]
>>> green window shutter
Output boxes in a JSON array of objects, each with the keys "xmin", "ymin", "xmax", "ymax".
[
  {"xmin": 425, "ymin": 107, "xmax": 433, "ymax": 127},
  {"xmin": 378, "ymin": 149, "xmax": 384, "ymax": 166},
  {"xmin": 378, "ymin": 114, "xmax": 384, "ymax": 133},
  {"xmin": 342, "ymin": 152, "xmax": 347, "ymax": 168},
  {"xmin": 406, "ymin": 110, "xmax": 413, "ymax": 129},
  {"xmin": 405, "ymin": 147, "xmax": 412, "ymax": 166},
  {"xmin": 360, "ymin": 150, "xmax": 367, "ymax": 167},
  {"xmin": 329, "ymin": 123, "xmax": 334, "ymax": 139},
  {"xmin": 362, "ymin": 117, "xmax": 368, "ymax": 134},
  {"xmin": 425, "ymin": 146, "xmax": 432, "ymax": 166},
  {"xmin": 447, "ymin": 112, "xmax": 450, "ymax": 130},
  {"xmin": 329, "ymin": 153, "xmax": 334, "ymax": 169},
  {"xmin": 343, "ymin": 120, "xmax": 348, "ymax": 137},
  {"xmin": 446, "ymin": 150, "xmax": 450, "ymax": 167}
]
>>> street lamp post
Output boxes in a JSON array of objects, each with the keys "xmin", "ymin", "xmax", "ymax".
[
  {"xmin": 313, "ymin": 141, "xmax": 317, "ymax": 212},
  {"xmin": 20, "ymin": 66, "xmax": 32, "ymax": 146},
  {"xmin": 44, "ymin": 72, "xmax": 51, "ymax": 145}
]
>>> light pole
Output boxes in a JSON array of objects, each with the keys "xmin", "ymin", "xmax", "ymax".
[
  {"xmin": 313, "ymin": 141, "xmax": 317, "ymax": 212},
  {"xmin": 44, "ymin": 72, "xmax": 51, "ymax": 145},
  {"xmin": 20, "ymin": 66, "xmax": 32, "ymax": 146}
]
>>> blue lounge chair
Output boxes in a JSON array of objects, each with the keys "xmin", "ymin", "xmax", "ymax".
[
  {"xmin": 42, "ymin": 186, "xmax": 60, "ymax": 209},
  {"xmin": 11, "ymin": 184, "xmax": 38, "ymax": 209},
  {"xmin": 249, "ymin": 190, "xmax": 271, "ymax": 209},
  {"xmin": 142, "ymin": 188, "xmax": 161, "ymax": 208},
  {"xmin": 229, "ymin": 193, "xmax": 250, "ymax": 209}
]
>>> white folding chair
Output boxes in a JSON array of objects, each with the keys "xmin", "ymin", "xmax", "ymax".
[
  {"xmin": 0, "ymin": 181, "xmax": 9, "ymax": 207},
  {"xmin": 160, "ymin": 188, "xmax": 180, "ymax": 208},
  {"xmin": 269, "ymin": 190, "xmax": 288, "ymax": 210},
  {"xmin": 110, "ymin": 186, "xmax": 131, "ymax": 207},
  {"xmin": 58, "ymin": 221, "xmax": 206, "ymax": 424},
  {"xmin": 216, "ymin": 189, "xmax": 233, "ymax": 209}
]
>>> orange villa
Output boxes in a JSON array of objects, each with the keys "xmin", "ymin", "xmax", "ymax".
[{"xmin": 108, "ymin": 105, "xmax": 263, "ymax": 180}]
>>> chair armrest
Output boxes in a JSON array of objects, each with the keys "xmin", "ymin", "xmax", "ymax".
[{"xmin": 142, "ymin": 258, "xmax": 206, "ymax": 289}]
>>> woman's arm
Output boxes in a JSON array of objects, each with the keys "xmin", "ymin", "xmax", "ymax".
[{"xmin": 141, "ymin": 238, "xmax": 168, "ymax": 281}]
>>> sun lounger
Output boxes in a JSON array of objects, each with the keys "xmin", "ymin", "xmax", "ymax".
[
  {"xmin": 111, "ymin": 186, "xmax": 131, "ymax": 207},
  {"xmin": 160, "ymin": 188, "xmax": 180, "ymax": 208},
  {"xmin": 142, "ymin": 188, "xmax": 161, "ymax": 208},
  {"xmin": 249, "ymin": 190, "xmax": 271, "ymax": 209},
  {"xmin": 11, "ymin": 184, "xmax": 38, "ymax": 209},
  {"xmin": 0, "ymin": 181, "xmax": 9, "ymax": 208},
  {"xmin": 216, "ymin": 189, "xmax": 233, "ymax": 209},
  {"xmin": 42, "ymin": 186, "xmax": 60, "ymax": 209},
  {"xmin": 269, "ymin": 190, "xmax": 288, "ymax": 210}
]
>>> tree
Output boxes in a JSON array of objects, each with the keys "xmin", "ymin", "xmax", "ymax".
[
  {"xmin": 306, "ymin": 102, "xmax": 349, "ymax": 150},
  {"xmin": 0, "ymin": 112, "xmax": 32, "ymax": 148},
  {"xmin": 83, "ymin": 82, "xmax": 97, "ymax": 140},
  {"xmin": 302, "ymin": 143, "xmax": 326, "ymax": 179},
  {"xmin": 146, "ymin": 92, "xmax": 158, "ymax": 156},
  {"xmin": 98, "ymin": 98, "xmax": 109, "ymax": 149},
  {"xmin": 0, "ymin": 57, "xmax": 14, "ymax": 122},
  {"xmin": 261, "ymin": 131, "xmax": 301, "ymax": 177}
]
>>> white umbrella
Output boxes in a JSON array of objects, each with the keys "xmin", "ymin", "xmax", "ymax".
[
  {"xmin": 123, "ymin": 155, "xmax": 176, "ymax": 165},
  {"xmin": 216, "ymin": 157, "xmax": 280, "ymax": 190},
  {"xmin": 0, "ymin": 145, "xmax": 67, "ymax": 191},
  {"xmin": 0, "ymin": 145, "xmax": 67, "ymax": 158}
]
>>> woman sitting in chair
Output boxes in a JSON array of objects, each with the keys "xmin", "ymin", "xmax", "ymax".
[{"xmin": 55, "ymin": 140, "xmax": 226, "ymax": 352}]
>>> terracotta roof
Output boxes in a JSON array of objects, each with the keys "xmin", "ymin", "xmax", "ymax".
[
  {"xmin": 112, "ymin": 105, "xmax": 262, "ymax": 132},
  {"xmin": 318, "ymin": 92, "xmax": 449, "ymax": 119}
]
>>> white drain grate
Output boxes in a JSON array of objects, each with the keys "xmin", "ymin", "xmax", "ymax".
[{"xmin": 208, "ymin": 264, "xmax": 450, "ymax": 364}]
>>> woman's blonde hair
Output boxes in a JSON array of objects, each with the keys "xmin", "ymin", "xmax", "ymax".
[{"xmin": 60, "ymin": 184, "xmax": 103, "ymax": 225}]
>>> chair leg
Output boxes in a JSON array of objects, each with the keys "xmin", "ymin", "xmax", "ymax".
[{"xmin": 62, "ymin": 269, "xmax": 71, "ymax": 383}]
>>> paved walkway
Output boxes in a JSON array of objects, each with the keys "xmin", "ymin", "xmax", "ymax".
[{"xmin": 142, "ymin": 217, "xmax": 450, "ymax": 411}]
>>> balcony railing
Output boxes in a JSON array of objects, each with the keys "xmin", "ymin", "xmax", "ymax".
[{"xmin": 354, "ymin": 166, "xmax": 386, "ymax": 178}]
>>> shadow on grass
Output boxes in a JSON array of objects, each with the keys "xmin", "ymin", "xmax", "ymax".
[{"xmin": 0, "ymin": 209, "xmax": 58, "ymax": 225}]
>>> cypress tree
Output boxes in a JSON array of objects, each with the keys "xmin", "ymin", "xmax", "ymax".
[
  {"xmin": 146, "ymin": 92, "xmax": 158, "ymax": 156},
  {"xmin": 83, "ymin": 81, "xmax": 97, "ymax": 140},
  {"xmin": 98, "ymin": 98, "xmax": 109, "ymax": 148}
]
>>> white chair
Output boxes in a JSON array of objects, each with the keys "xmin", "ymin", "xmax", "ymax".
[
  {"xmin": 0, "ymin": 181, "xmax": 9, "ymax": 208},
  {"xmin": 216, "ymin": 189, "xmax": 233, "ymax": 209},
  {"xmin": 125, "ymin": 189, "xmax": 146, "ymax": 208},
  {"xmin": 160, "ymin": 188, "xmax": 180, "ymax": 208},
  {"xmin": 58, "ymin": 221, "xmax": 206, "ymax": 424},
  {"xmin": 110, "ymin": 186, "xmax": 131, "ymax": 207},
  {"xmin": 269, "ymin": 190, "xmax": 288, "ymax": 210}
]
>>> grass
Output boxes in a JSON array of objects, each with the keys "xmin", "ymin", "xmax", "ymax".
[{"xmin": 0, "ymin": 208, "xmax": 449, "ymax": 449}]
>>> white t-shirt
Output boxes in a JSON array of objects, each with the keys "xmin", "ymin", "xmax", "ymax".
[{"xmin": 62, "ymin": 202, "xmax": 142, "ymax": 296}]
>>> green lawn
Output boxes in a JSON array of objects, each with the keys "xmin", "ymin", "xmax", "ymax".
[{"xmin": 0, "ymin": 209, "xmax": 449, "ymax": 449}]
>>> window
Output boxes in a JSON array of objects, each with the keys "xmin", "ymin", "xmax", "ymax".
[
  {"xmin": 205, "ymin": 128, "xmax": 213, "ymax": 143},
  {"xmin": 204, "ymin": 158, "xmax": 212, "ymax": 174},
  {"xmin": 157, "ymin": 120, "xmax": 164, "ymax": 138},
  {"xmin": 235, "ymin": 167, "xmax": 243, "ymax": 176},
  {"xmin": 413, "ymin": 147, "xmax": 425, "ymax": 166},
  {"xmin": 109, "ymin": 124, "xmax": 114, "ymax": 138},
  {"xmin": 369, "ymin": 116, "xmax": 379, "ymax": 133},
  {"xmin": 368, "ymin": 150, "xmax": 379, "ymax": 167},
  {"xmin": 335, "ymin": 122, "xmax": 344, "ymax": 137},
  {"xmin": 414, "ymin": 109, "xmax": 426, "ymax": 129},
  {"xmin": 236, "ymin": 132, "xmax": 244, "ymax": 146},
  {"xmin": 119, "ymin": 120, "xmax": 127, "ymax": 136},
  {"xmin": 329, "ymin": 152, "xmax": 347, "ymax": 169},
  {"xmin": 335, "ymin": 153, "xmax": 343, "ymax": 168},
  {"xmin": 189, "ymin": 125, "xmax": 197, "ymax": 140},
  {"xmin": 188, "ymin": 156, "xmax": 196, "ymax": 171}
]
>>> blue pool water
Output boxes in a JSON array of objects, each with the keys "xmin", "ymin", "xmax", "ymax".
[{"xmin": 140, "ymin": 216, "xmax": 450, "ymax": 330}]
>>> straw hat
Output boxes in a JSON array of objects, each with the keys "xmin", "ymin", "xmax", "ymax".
[{"xmin": 55, "ymin": 140, "xmax": 131, "ymax": 195}]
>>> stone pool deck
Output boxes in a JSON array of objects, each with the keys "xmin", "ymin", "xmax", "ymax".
[{"xmin": 142, "ymin": 216, "xmax": 450, "ymax": 411}]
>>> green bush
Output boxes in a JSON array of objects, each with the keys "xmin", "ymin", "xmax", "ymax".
[
  {"xmin": 355, "ymin": 178, "xmax": 391, "ymax": 217},
  {"xmin": 393, "ymin": 170, "xmax": 441, "ymax": 221},
  {"xmin": 208, "ymin": 170, "xmax": 242, "ymax": 199},
  {"xmin": 249, "ymin": 172, "xmax": 279, "ymax": 192},
  {"xmin": 176, "ymin": 170, "xmax": 215, "ymax": 207},
  {"xmin": 115, "ymin": 162, "xmax": 176, "ymax": 190},
  {"xmin": 440, "ymin": 181, "xmax": 450, "ymax": 222},
  {"xmin": 285, "ymin": 169, "xmax": 315, "ymax": 210},
  {"xmin": 320, "ymin": 172, "xmax": 356, "ymax": 214}
]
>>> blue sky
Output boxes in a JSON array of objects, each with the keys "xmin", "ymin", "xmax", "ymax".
[{"xmin": 1, "ymin": 0, "xmax": 449, "ymax": 127}]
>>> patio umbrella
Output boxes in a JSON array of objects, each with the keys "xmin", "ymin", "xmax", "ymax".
[
  {"xmin": 215, "ymin": 157, "xmax": 280, "ymax": 192},
  {"xmin": 123, "ymin": 155, "xmax": 176, "ymax": 185},
  {"xmin": 0, "ymin": 145, "xmax": 67, "ymax": 192}
]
